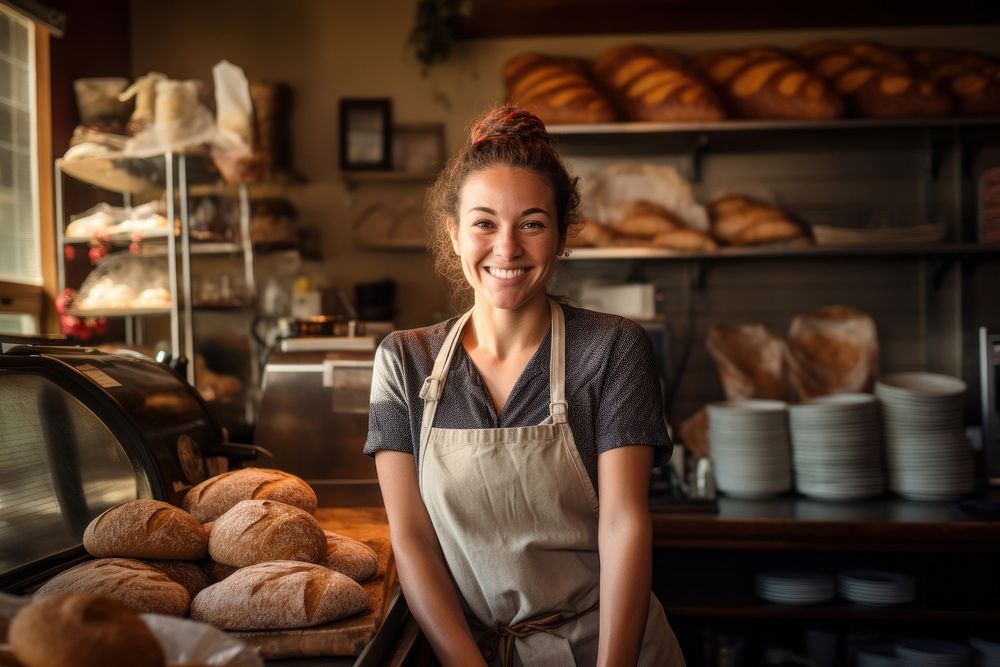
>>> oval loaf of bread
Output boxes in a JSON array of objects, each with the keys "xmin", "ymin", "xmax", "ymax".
[
  {"xmin": 83, "ymin": 499, "xmax": 208, "ymax": 560},
  {"xmin": 209, "ymin": 499, "xmax": 327, "ymax": 567},
  {"xmin": 9, "ymin": 593, "xmax": 165, "ymax": 667},
  {"xmin": 324, "ymin": 530, "xmax": 379, "ymax": 582},
  {"xmin": 503, "ymin": 51, "xmax": 617, "ymax": 125},
  {"xmin": 142, "ymin": 559, "xmax": 210, "ymax": 598},
  {"xmin": 34, "ymin": 558, "xmax": 190, "ymax": 616},
  {"xmin": 190, "ymin": 560, "xmax": 369, "ymax": 630},
  {"xmin": 182, "ymin": 467, "xmax": 318, "ymax": 523}
]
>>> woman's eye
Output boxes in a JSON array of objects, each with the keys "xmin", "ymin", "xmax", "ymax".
[
  {"xmin": 473, "ymin": 219, "xmax": 494, "ymax": 229},
  {"xmin": 522, "ymin": 220, "xmax": 545, "ymax": 230}
]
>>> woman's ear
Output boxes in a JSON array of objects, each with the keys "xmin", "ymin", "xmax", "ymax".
[{"xmin": 447, "ymin": 218, "xmax": 460, "ymax": 255}]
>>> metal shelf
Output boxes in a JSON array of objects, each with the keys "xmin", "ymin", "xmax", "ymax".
[
  {"xmin": 562, "ymin": 243, "xmax": 1000, "ymax": 262},
  {"xmin": 67, "ymin": 306, "xmax": 171, "ymax": 318}
]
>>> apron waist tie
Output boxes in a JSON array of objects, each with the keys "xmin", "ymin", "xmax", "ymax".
[{"xmin": 469, "ymin": 600, "xmax": 600, "ymax": 666}]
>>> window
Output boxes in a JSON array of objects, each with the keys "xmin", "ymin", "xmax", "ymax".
[{"xmin": 0, "ymin": 6, "xmax": 39, "ymax": 286}]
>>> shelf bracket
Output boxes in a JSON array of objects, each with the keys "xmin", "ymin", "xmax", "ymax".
[
  {"xmin": 692, "ymin": 260, "xmax": 708, "ymax": 293},
  {"xmin": 690, "ymin": 134, "xmax": 709, "ymax": 183}
]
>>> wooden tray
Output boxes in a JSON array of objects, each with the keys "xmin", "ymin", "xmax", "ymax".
[{"xmin": 229, "ymin": 507, "xmax": 396, "ymax": 659}]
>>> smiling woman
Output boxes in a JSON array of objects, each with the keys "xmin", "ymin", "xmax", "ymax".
[{"xmin": 366, "ymin": 105, "xmax": 685, "ymax": 666}]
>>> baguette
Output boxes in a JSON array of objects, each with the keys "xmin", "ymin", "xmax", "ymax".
[
  {"xmin": 83, "ymin": 499, "xmax": 208, "ymax": 561},
  {"xmin": 324, "ymin": 530, "xmax": 379, "ymax": 583},
  {"xmin": 209, "ymin": 499, "xmax": 327, "ymax": 567},
  {"xmin": 190, "ymin": 560, "xmax": 369, "ymax": 631},
  {"xmin": 9, "ymin": 593, "xmax": 164, "ymax": 667},
  {"xmin": 182, "ymin": 467, "xmax": 318, "ymax": 523},
  {"xmin": 34, "ymin": 558, "xmax": 190, "ymax": 616}
]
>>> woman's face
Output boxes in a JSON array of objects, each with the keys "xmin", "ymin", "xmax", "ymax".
[{"xmin": 450, "ymin": 166, "xmax": 563, "ymax": 313}]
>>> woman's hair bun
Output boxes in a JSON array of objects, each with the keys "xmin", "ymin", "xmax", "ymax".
[{"xmin": 470, "ymin": 105, "xmax": 551, "ymax": 147}]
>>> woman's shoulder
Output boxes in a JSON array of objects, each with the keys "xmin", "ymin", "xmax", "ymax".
[{"xmin": 377, "ymin": 316, "xmax": 460, "ymax": 362}]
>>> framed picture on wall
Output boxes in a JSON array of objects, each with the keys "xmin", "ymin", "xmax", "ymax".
[{"xmin": 339, "ymin": 98, "xmax": 392, "ymax": 170}]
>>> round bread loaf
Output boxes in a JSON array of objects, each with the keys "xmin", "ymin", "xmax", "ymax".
[
  {"xmin": 34, "ymin": 558, "xmax": 190, "ymax": 616},
  {"xmin": 182, "ymin": 468, "xmax": 318, "ymax": 523},
  {"xmin": 9, "ymin": 593, "xmax": 164, "ymax": 667},
  {"xmin": 190, "ymin": 560, "xmax": 369, "ymax": 630},
  {"xmin": 209, "ymin": 499, "xmax": 327, "ymax": 567},
  {"xmin": 324, "ymin": 530, "xmax": 379, "ymax": 582},
  {"xmin": 84, "ymin": 499, "xmax": 208, "ymax": 560},
  {"xmin": 142, "ymin": 560, "xmax": 210, "ymax": 599},
  {"xmin": 203, "ymin": 559, "xmax": 239, "ymax": 583}
]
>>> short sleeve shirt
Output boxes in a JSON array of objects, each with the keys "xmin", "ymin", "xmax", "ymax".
[{"xmin": 364, "ymin": 302, "xmax": 672, "ymax": 488}]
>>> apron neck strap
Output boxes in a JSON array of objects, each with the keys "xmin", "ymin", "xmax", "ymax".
[{"xmin": 547, "ymin": 298, "xmax": 568, "ymax": 424}]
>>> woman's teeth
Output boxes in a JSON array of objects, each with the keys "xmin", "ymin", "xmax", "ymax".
[{"xmin": 487, "ymin": 267, "xmax": 526, "ymax": 279}]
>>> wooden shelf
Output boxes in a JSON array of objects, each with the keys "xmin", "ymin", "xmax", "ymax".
[{"xmin": 563, "ymin": 243, "xmax": 1000, "ymax": 262}]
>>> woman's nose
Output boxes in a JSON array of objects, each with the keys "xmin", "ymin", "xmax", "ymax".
[{"xmin": 493, "ymin": 228, "xmax": 523, "ymax": 259}]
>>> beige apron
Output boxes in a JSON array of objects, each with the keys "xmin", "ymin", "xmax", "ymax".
[{"xmin": 418, "ymin": 299, "xmax": 684, "ymax": 666}]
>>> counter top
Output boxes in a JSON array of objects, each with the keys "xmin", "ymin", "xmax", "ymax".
[{"xmin": 651, "ymin": 495, "xmax": 1000, "ymax": 551}]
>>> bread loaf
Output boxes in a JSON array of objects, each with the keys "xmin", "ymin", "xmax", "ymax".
[
  {"xmin": 786, "ymin": 305, "xmax": 880, "ymax": 399},
  {"xmin": 694, "ymin": 47, "xmax": 842, "ymax": 120},
  {"xmin": 594, "ymin": 44, "xmax": 725, "ymax": 122},
  {"xmin": 610, "ymin": 200, "xmax": 682, "ymax": 238},
  {"xmin": 566, "ymin": 219, "xmax": 615, "ymax": 247},
  {"xmin": 83, "ymin": 499, "xmax": 208, "ymax": 561},
  {"xmin": 799, "ymin": 40, "xmax": 952, "ymax": 118},
  {"xmin": 503, "ymin": 52, "xmax": 616, "ymax": 125},
  {"xmin": 34, "ymin": 558, "xmax": 190, "ymax": 617},
  {"xmin": 203, "ymin": 559, "xmax": 239, "ymax": 583},
  {"xmin": 9, "ymin": 593, "xmax": 164, "ymax": 667},
  {"xmin": 209, "ymin": 499, "xmax": 327, "ymax": 567},
  {"xmin": 909, "ymin": 48, "xmax": 1000, "ymax": 116},
  {"xmin": 142, "ymin": 560, "xmax": 210, "ymax": 598},
  {"xmin": 324, "ymin": 530, "xmax": 379, "ymax": 583},
  {"xmin": 190, "ymin": 560, "xmax": 369, "ymax": 631},
  {"xmin": 182, "ymin": 467, "xmax": 318, "ymax": 523},
  {"xmin": 708, "ymin": 195, "xmax": 809, "ymax": 246}
]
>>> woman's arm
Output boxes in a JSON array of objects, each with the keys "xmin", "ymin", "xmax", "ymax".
[
  {"xmin": 375, "ymin": 450, "xmax": 488, "ymax": 667},
  {"xmin": 596, "ymin": 444, "xmax": 655, "ymax": 667}
]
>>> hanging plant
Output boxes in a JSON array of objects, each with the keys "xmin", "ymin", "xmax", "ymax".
[{"xmin": 408, "ymin": 0, "xmax": 478, "ymax": 73}]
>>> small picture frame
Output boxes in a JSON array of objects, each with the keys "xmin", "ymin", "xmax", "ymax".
[
  {"xmin": 339, "ymin": 98, "xmax": 393, "ymax": 170},
  {"xmin": 392, "ymin": 123, "xmax": 446, "ymax": 174}
]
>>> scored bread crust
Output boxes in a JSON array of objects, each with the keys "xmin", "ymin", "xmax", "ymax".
[
  {"xmin": 209, "ymin": 499, "xmax": 327, "ymax": 567},
  {"xmin": 34, "ymin": 558, "xmax": 190, "ymax": 616},
  {"xmin": 9, "ymin": 593, "xmax": 165, "ymax": 667},
  {"xmin": 503, "ymin": 51, "xmax": 617, "ymax": 125},
  {"xmin": 182, "ymin": 467, "xmax": 318, "ymax": 523},
  {"xmin": 190, "ymin": 560, "xmax": 369, "ymax": 631},
  {"xmin": 324, "ymin": 530, "xmax": 379, "ymax": 583},
  {"xmin": 83, "ymin": 499, "xmax": 208, "ymax": 560},
  {"xmin": 142, "ymin": 559, "xmax": 210, "ymax": 599}
]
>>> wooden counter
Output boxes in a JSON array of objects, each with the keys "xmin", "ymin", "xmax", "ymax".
[{"xmin": 233, "ymin": 507, "xmax": 397, "ymax": 659}]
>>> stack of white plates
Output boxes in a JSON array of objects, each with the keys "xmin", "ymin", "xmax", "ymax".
[
  {"xmin": 755, "ymin": 571, "xmax": 835, "ymax": 605},
  {"xmin": 858, "ymin": 644, "xmax": 899, "ymax": 667},
  {"xmin": 894, "ymin": 638, "xmax": 971, "ymax": 666},
  {"xmin": 789, "ymin": 393, "xmax": 885, "ymax": 500},
  {"xmin": 708, "ymin": 400, "xmax": 791, "ymax": 499},
  {"xmin": 970, "ymin": 637, "xmax": 1000, "ymax": 667},
  {"xmin": 875, "ymin": 373, "xmax": 975, "ymax": 501},
  {"xmin": 838, "ymin": 569, "xmax": 916, "ymax": 606}
]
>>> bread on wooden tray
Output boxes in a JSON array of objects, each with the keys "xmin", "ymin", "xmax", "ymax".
[
  {"xmin": 324, "ymin": 530, "xmax": 379, "ymax": 583},
  {"xmin": 34, "ymin": 558, "xmax": 190, "ymax": 617},
  {"xmin": 694, "ymin": 46, "xmax": 842, "ymax": 120},
  {"xmin": 594, "ymin": 44, "xmax": 725, "ymax": 122},
  {"xmin": 9, "ymin": 593, "xmax": 165, "ymax": 667},
  {"xmin": 503, "ymin": 52, "xmax": 617, "ymax": 125},
  {"xmin": 190, "ymin": 560, "xmax": 369, "ymax": 631},
  {"xmin": 182, "ymin": 467, "xmax": 318, "ymax": 523},
  {"xmin": 208, "ymin": 499, "xmax": 327, "ymax": 568},
  {"xmin": 83, "ymin": 499, "xmax": 208, "ymax": 561}
]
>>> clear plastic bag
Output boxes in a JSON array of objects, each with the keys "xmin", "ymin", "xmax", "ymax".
[
  {"xmin": 75, "ymin": 253, "xmax": 171, "ymax": 311},
  {"xmin": 786, "ymin": 305, "xmax": 880, "ymax": 399},
  {"xmin": 706, "ymin": 323, "xmax": 791, "ymax": 400}
]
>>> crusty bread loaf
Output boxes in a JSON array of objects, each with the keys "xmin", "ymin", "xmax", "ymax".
[
  {"xmin": 9, "ymin": 593, "xmax": 164, "ymax": 667},
  {"xmin": 694, "ymin": 47, "xmax": 842, "ymax": 120},
  {"xmin": 203, "ymin": 559, "xmax": 239, "ymax": 583},
  {"xmin": 708, "ymin": 195, "xmax": 809, "ymax": 246},
  {"xmin": 182, "ymin": 467, "xmax": 318, "ymax": 523},
  {"xmin": 209, "ymin": 499, "xmax": 327, "ymax": 567},
  {"xmin": 787, "ymin": 305, "xmax": 880, "ymax": 399},
  {"xmin": 609, "ymin": 200, "xmax": 682, "ymax": 238},
  {"xmin": 324, "ymin": 530, "xmax": 379, "ymax": 583},
  {"xmin": 566, "ymin": 219, "xmax": 616, "ymax": 247},
  {"xmin": 34, "ymin": 558, "xmax": 190, "ymax": 616},
  {"xmin": 908, "ymin": 48, "xmax": 1000, "ymax": 116},
  {"xmin": 707, "ymin": 323, "xmax": 791, "ymax": 400},
  {"xmin": 594, "ymin": 44, "xmax": 725, "ymax": 122},
  {"xmin": 190, "ymin": 560, "xmax": 369, "ymax": 631},
  {"xmin": 0, "ymin": 647, "xmax": 23, "ymax": 667},
  {"xmin": 503, "ymin": 52, "xmax": 617, "ymax": 125},
  {"xmin": 83, "ymin": 499, "xmax": 208, "ymax": 561},
  {"xmin": 799, "ymin": 40, "xmax": 952, "ymax": 118},
  {"xmin": 142, "ymin": 560, "xmax": 210, "ymax": 599}
]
